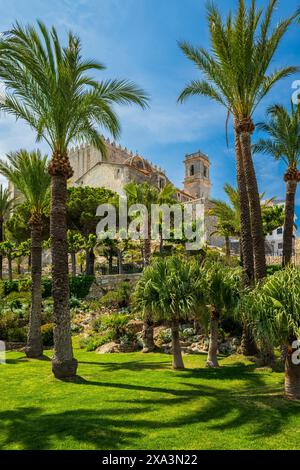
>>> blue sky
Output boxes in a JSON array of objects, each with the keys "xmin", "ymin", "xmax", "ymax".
[{"xmin": 0, "ymin": 0, "xmax": 300, "ymax": 228}]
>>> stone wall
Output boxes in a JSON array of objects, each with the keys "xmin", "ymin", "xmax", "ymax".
[{"xmin": 87, "ymin": 273, "xmax": 142, "ymax": 300}]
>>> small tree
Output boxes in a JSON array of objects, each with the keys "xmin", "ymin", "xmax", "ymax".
[
  {"xmin": 244, "ymin": 267, "xmax": 300, "ymax": 400},
  {"xmin": 0, "ymin": 185, "xmax": 14, "ymax": 279},
  {"xmin": 133, "ymin": 256, "xmax": 196, "ymax": 369},
  {"xmin": 198, "ymin": 263, "xmax": 242, "ymax": 368},
  {"xmin": 67, "ymin": 230, "xmax": 84, "ymax": 277},
  {"xmin": 0, "ymin": 240, "xmax": 17, "ymax": 281}
]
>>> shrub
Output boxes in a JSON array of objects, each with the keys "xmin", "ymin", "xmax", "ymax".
[
  {"xmin": 7, "ymin": 327, "xmax": 27, "ymax": 342},
  {"xmin": 69, "ymin": 296, "xmax": 82, "ymax": 309},
  {"xmin": 41, "ymin": 323, "xmax": 54, "ymax": 347},
  {"xmin": 99, "ymin": 283, "xmax": 131, "ymax": 309},
  {"xmin": 42, "ymin": 278, "xmax": 52, "ymax": 298},
  {"xmin": 266, "ymin": 265, "xmax": 282, "ymax": 276},
  {"xmin": 119, "ymin": 332, "xmax": 137, "ymax": 346},
  {"xmin": 96, "ymin": 314, "xmax": 129, "ymax": 339},
  {"xmin": 79, "ymin": 332, "xmax": 113, "ymax": 352},
  {"xmin": 157, "ymin": 328, "xmax": 172, "ymax": 344},
  {"xmin": 69, "ymin": 275, "xmax": 95, "ymax": 299}
]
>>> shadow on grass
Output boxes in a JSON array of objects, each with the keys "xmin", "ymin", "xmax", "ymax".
[
  {"xmin": 1, "ymin": 377, "xmax": 300, "ymax": 450},
  {"xmin": 5, "ymin": 354, "xmax": 51, "ymax": 365}
]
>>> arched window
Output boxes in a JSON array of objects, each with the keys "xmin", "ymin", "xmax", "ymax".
[{"xmin": 190, "ymin": 165, "xmax": 195, "ymax": 176}]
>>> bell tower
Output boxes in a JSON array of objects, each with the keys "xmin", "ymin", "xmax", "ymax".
[{"xmin": 183, "ymin": 151, "xmax": 211, "ymax": 200}]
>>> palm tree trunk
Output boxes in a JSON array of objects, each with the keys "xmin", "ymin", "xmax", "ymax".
[
  {"xmin": 142, "ymin": 311, "xmax": 155, "ymax": 353},
  {"xmin": 206, "ymin": 309, "xmax": 219, "ymax": 368},
  {"xmin": 85, "ymin": 248, "xmax": 95, "ymax": 276},
  {"xmin": 0, "ymin": 218, "xmax": 3, "ymax": 280},
  {"xmin": 225, "ymin": 235, "xmax": 230, "ymax": 259},
  {"xmin": 237, "ymin": 120, "xmax": 266, "ymax": 280},
  {"xmin": 143, "ymin": 217, "xmax": 151, "ymax": 267},
  {"xmin": 49, "ymin": 154, "xmax": 77, "ymax": 379},
  {"xmin": 285, "ymin": 345, "xmax": 300, "ymax": 400},
  {"xmin": 171, "ymin": 320, "xmax": 184, "ymax": 369},
  {"xmin": 117, "ymin": 250, "xmax": 123, "ymax": 275},
  {"xmin": 282, "ymin": 178, "xmax": 297, "ymax": 267},
  {"xmin": 241, "ymin": 322, "xmax": 258, "ymax": 356},
  {"xmin": 108, "ymin": 250, "xmax": 113, "ymax": 274},
  {"xmin": 70, "ymin": 252, "xmax": 76, "ymax": 277},
  {"xmin": 8, "ymin": 256, "xmax": 12, "ymax": 281},
  {"xmin": 234, "ymin": 127, "xmax": 254, "ymax": 283},
  {"xmin": 25, "ymin": 222, "xmax": 43, "ymax": 358}
]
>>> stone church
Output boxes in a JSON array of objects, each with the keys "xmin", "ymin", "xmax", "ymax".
[
  {"xmin": 68, "ymin": 138, "xmax": 222, "ymax": 249},
  {"xmin": 68, "ymin": 137, "xmax": 211, "ymax": 203}
]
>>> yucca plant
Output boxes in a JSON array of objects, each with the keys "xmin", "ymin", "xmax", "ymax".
[
  {"xmin": 0, "ymin": 150, "xmax": 50, "ymax": 358},
  {"xmin": 253, "ymin": 103, "xmax": 300, "ymax": 267},
  {"xmin": 244, "ymin": 267, "xmax": 300, "ymax": 400},
  {"xmin": 178, "ymin": 0, "xmax": 300, "ymax": 281},
  {"xmin": 0, "ymin": 22, "xmax": 148, "ymax": 378},
  {"xmin": 133, "ymin": 256, "xmax": 196, "ymax": 369}
]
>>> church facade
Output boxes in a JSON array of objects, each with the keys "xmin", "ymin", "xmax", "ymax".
[{"xmin": 68, "ymin": 137, "xmax": 211, "ymax": 203}]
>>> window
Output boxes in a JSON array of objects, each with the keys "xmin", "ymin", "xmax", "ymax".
[
  {"xmin": 190, "ymin": 165, "xmax": 195, "ymax": 176},
  {"xmin": 277, "ymin": 228, "xmax": 283, "ymax": 235},
  {"xmin": 278, "ymin": 243, "xmax": 283, "ymax": 250},
  {"xmin": 203, "ymin": 166, "xmax": 208, "ymax": 178}
]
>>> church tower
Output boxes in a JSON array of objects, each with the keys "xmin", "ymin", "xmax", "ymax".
[{"xmin": 183, "ymin": 151, "xmax": 211, "ymax": 200}]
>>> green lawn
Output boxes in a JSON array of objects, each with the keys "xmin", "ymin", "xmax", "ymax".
[{"xmin": 1, "ymin": 346, "xmax": 300, "ymax": 450}]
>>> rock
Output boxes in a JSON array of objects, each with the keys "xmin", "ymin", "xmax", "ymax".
[
  {"xmin": 127, "ymin": 320, "xmax": 144, "ymax": 333},
  {"xmin": 96, "ymin": 342, "xmax": 120, "ymax": 354}
]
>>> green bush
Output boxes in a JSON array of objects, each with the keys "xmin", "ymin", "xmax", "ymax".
[
  {"xmin": 99, "ymin": 282, "xmax": 131, "ymax": 309},
  {"xmin": 266, "ymin": 265, "xmax": 282, "ymax": 276},
  {"xmin": 41, "ymin": 323, "xmax": 54, "ymax": 347},
  {"xmin": 93, "ymin": 313, "xmax": 129, "ymax": 339},
  {"xmin": 69, "ymin": 275, "xmax": 95, "ymax": 299},
  {"xmin": 79, "ymin": 332, "xmax": 113, "ymax": 352},
  {"xmin": 6, "ymin": 327, "xmax": 27, "ymax": 342},
  {"xmin": 42, "ymin": 278, "xmax": 52, "ymax": 298}
]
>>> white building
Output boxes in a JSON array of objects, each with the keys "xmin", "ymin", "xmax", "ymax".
[{"xmin": 265, "ymin": 200, "xmax": 297, "ymax": 256}]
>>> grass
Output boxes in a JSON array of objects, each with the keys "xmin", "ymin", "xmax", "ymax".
[{"xmin": 1, "ymin": 345, "xmax": 300, "ymax": 450}]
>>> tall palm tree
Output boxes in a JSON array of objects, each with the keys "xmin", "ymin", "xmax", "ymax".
[
  {"xmin": 0, "ymin": 185, "xmax": 14, "ymax": 279},
  {"xmin": 178, "ymin": 0, "xmax": 299, "ymax": 281},
  {"xmin": 134, "ymin": 256, "xmax": 196, "ymax": 369},
  {"xmin": 253, "ymin": 103, "xmax": 300, "ymax": 267},
  {"xmin": 0, "ymin": 150, "xmax": 50, "ymax": 358},
  {"xmin": 0, "ymin": 22, "xmax": 148, "ymax": 378}
]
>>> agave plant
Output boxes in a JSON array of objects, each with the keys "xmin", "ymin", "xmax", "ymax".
[{"xmin": 244, "ymin": 267, "xmax": 300, "ymax": 400}]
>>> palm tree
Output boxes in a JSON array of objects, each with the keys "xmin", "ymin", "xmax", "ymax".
[
  {"xmin": 125, "ymin": 181, "xmax": 176, "ymax": 352},
  {"xmin": 245, "ymin": 267, "xmax": 300, "ymax": 400},
  {"xmin": 207, "ymin": 184, "xmax": 240, "ymax": 259},
  {"xmin": 178, "ymin": 0, "xmax": 299, "ymax": 281},
  {"xmin": 0, "ymin": 22, "xmax": 148, "ymax": 378},
  {"xmin": 67, "ymin": 230, "xmax": 84, "ymax": 277},
  {"xmin": 0, "ymin": 185, "xmax": 14, "ymax": 279},
  {"xmin": 0, "ymin": 150, "xmax": 50, "ymax": 358},
  {"xmin": 197, "ymin": 263, "xmax": 242, "ymax": 368},
  {"xmin": 133, "ymin": 256, "xmax": 196, "ymax": 369},
  {"xmin": 124, "ymin": 182, "xmax": 174, "ymax": 266},
  {"xmin": 253, "ymin": 103, "xmax": 300, "ymax": 267}
]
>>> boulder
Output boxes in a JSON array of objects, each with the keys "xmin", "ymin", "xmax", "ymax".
[
  {"xmin": 127, "ymin": 320, "xmax": 144, "ymax": 334},
  {"xmin": 96, "ymin": 342, "xmax": 120, "ymax": 354}
]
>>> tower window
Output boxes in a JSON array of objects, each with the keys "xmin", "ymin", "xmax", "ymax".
[
  {"xmin": 190, "ymin": 165, "xmax": 195, "ymax": 176},
  {"xmin": 203, "ymin": 166, "xmax": 208, "ymax": 178}
]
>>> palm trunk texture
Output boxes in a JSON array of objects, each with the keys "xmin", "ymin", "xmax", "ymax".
[
  {"xmin": 206, "ymin": 309, "xmax": 219, "ymax": 368},
  {"xmin": 234, "ymin": 126, "xmax": 254, "ymax": 283},
  {"xmin": 285, "ymin": 345, "xmax": 300, "ymax": 400},
  {"xmin": 49, "ymin": 153, "xmax": 77, "ymax": 379},
  {"xmin": 171, "ymin": 320, "xmax": 184, "ymax": 369},
  {"xmin": 236, "ymin": 119, "xmax": 266, "ymax": 281},
  {"xmin": 142, "ymin": 312, "xmax": 155, "ymax": 353},
  {"xmin": 25, "ymin": 222, "xmax": 43, "ymax": 358},
  {"xmin": 282, "ymin": 176, "xmax": 298, "ymax": 267}
]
